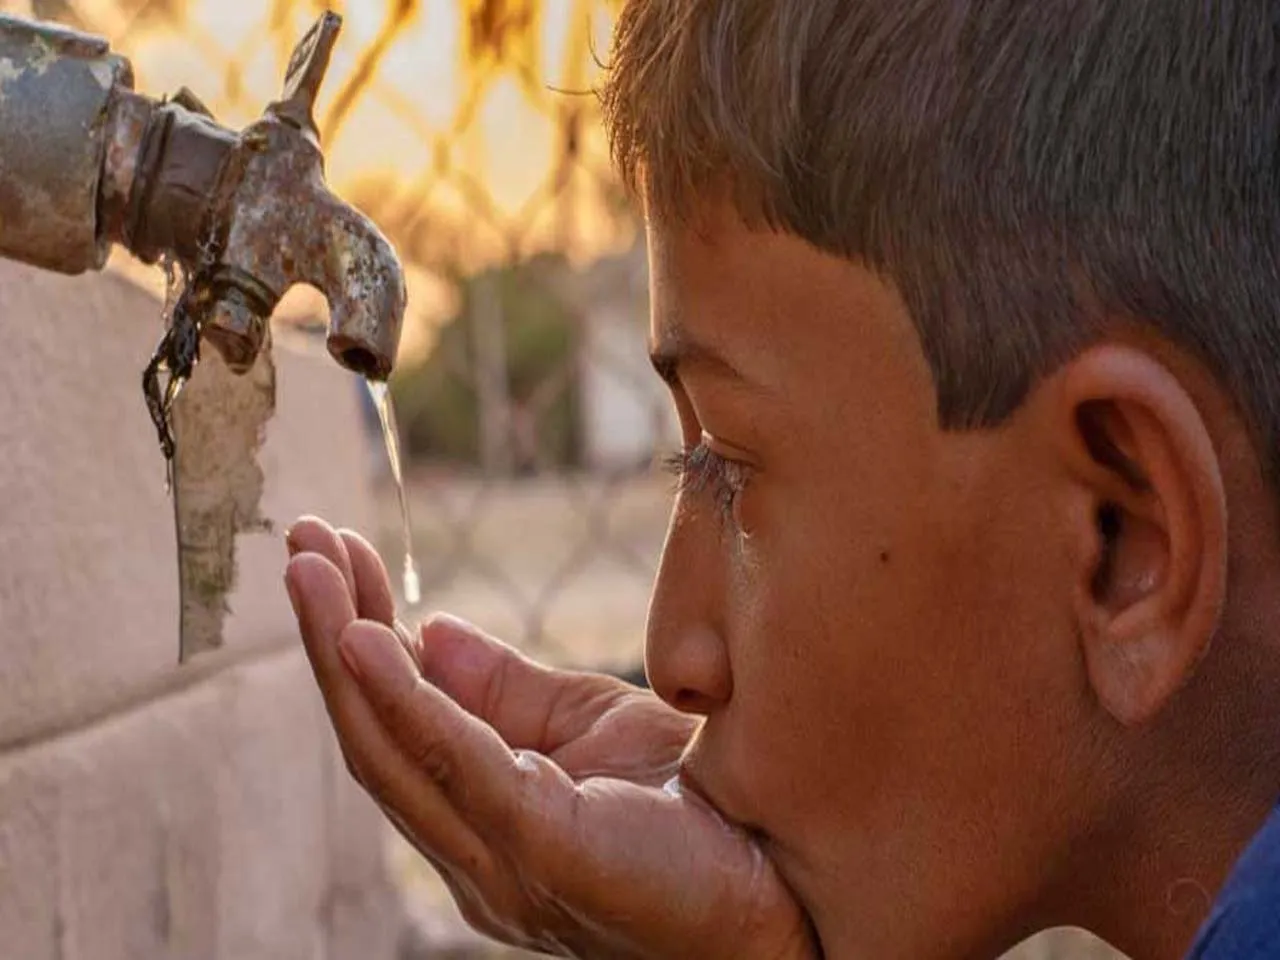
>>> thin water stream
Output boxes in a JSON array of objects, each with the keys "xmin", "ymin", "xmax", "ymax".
[{"xmin": 366, "ymin": 380, "xmax": 421, "ymax": 607}]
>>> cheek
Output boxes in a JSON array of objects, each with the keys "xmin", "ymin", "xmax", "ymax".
[
  {"xmin": 715, "ymin": 449, "xmax": 1086, "ymax": 865},
  {"xmin": 715, "ymin": 484, "xmax": 928, "ymax": 838}
]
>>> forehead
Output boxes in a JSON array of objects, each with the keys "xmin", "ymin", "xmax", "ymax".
[{"xmin": 644, "ymin": 206, "xmax": 933, "ymax": 405}]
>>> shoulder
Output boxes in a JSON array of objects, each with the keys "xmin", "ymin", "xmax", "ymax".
[{"xmin": 1186, "ymin": 805, "xmax": 1280, "ymax": 959}]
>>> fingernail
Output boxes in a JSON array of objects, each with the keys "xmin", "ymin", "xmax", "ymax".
[{"xmin": 284, "ymin": 525, "xmax": 299, "ymax": 557}]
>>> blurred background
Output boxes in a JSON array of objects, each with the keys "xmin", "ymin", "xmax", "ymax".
[{"xmin": 0, "ymin": 1, "xmax": 1126, "ymax": 957}]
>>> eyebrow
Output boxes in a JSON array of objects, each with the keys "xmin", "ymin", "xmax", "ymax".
[{"xmin": 648, "ymin": 335, "xmax": 754, "ymax": 389}]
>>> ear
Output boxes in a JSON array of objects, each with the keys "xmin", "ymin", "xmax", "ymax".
[{"xmin": 1053, "ymin": 345, "xmax": 1228, "ymax": 726}]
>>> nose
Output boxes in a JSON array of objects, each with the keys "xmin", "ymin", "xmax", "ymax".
[{"xmin": 644, "ymin": 508, "xmax": 734, "ymax": 715}]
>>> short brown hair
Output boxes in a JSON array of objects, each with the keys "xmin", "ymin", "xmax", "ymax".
[{"xmin": 600, "ymin": 0, "xmax": 1280, "ymax": 481}]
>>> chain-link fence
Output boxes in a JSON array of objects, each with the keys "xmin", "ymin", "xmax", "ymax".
[{"xmin": 1, "ymin": 2, "xmax": 1129, "ymax": 956}]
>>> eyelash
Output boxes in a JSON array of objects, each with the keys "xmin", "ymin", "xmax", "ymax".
[{"xmin": 662, "ymin": 441, "xmax": 753, "ymax": 521}]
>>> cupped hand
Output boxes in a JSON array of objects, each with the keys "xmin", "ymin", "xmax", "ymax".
[{"xmin": 284, "ymin": 515, "xmax": 817, "ymax": 960}]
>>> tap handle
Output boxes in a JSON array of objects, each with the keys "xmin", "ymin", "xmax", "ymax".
[
  {"xmin": 169, "ymin": 85, "xmax": 214, "ymax": 118},
  {"xmin": 268, "ymin": 10, "xmax": 342, "ymax": 139}
]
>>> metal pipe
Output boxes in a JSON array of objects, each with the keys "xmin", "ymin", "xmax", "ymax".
[
  {"xmin": 0, "ymin": 13, "xmax": 132, "ymax": 274},
  {"xmin": 0, "ymin": 11, "xmax": 405, "ymax": 380}
]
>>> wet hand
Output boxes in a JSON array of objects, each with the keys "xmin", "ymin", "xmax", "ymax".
[{"xmin": 284, "ymin": 515, "xmax": 818, "ymax": 959}]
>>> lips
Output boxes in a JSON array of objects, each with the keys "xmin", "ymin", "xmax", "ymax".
[{"xmin": 676, "ymin": 759, "xmax": 764, "ymax": 842}]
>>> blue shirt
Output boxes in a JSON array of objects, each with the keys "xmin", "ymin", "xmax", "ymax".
[{"xmin": 1186, "ymin": 805, "xmax": 1280, "ymax": 958}]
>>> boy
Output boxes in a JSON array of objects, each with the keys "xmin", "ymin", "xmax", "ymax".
[{"xmin": 283, "ymin": 1, "xmax": 1280, "ymax": 957}]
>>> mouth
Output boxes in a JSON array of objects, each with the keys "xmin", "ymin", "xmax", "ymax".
[
  {"xmin": 678, "ymin": 765, "xmax": 818, "ymax": 952},
  {"xmin": 674, "ymin": 763, "xmax": 767, "ymax": 844}
]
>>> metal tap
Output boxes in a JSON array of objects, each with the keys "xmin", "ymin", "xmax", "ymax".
[
  {"xmin": 0, "ymin": 10, "xmax": 405, "ymax": 382},
  {"xmin": 0, "ymin": 11, "xmax": 405, "ymax": 660}
]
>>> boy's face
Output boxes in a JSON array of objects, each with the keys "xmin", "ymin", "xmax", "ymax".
[{"xmin": 644, "ymin": 204, "xmax": 1105, "ymax": 957}]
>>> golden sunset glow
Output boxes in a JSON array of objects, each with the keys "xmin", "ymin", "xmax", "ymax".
[{"xmin": 3, "ymin": 0, "xmax": 633, "ymax": 362}]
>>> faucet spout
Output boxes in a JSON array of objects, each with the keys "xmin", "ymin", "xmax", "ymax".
[
  {"xmin": 101, "ymin": 11, "xmax": 405, "ymax": 379},
  {"xmin": 307, "ymin": 189, "xmax": 407, "ymax": 380},
  {"xmin": 207, "ymin": 108, "xmax": 406, "ymax": 379},
  {"xmin": 86, "ymin": 9, "xmax": 402, "ymax": 381},
  {"xmin": 0, "ymin": 9, "xmax": 406, "ymax": 493}
]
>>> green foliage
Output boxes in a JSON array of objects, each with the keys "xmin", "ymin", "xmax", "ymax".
[{"xmin": 390, "ymin": 259, "xmax": 582, "ymax": 470}]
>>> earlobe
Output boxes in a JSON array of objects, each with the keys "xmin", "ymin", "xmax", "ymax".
[{"xmin": 1057, "ymin": 346, "xmax": 1228, "ymax": 727}]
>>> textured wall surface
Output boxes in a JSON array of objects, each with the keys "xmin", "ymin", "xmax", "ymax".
[{"xmin": 0, "ymin": 260, "xmax": 405, "ymax": 960}]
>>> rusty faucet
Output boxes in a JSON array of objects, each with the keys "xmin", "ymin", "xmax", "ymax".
[{"xmin": 0, "ymin": 10, "xmax": 405, "ymax": 381}]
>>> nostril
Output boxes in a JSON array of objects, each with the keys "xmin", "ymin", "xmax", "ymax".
[
  {"xmin": 646, "ymin": 621, "xmax": 733, "ymax": 716},
  {"xmin": 671, "ymin": 688, "xmax": 722, "ymax": 715}
]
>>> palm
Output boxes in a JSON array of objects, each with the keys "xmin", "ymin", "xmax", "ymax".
[
  {"xmin": 522, "ymin": 760, "xmax": 815, "ymax": 960},
  {"xmin": 405, "ymin": 618, "xmax": 814, "ymax": 959},
  {"xmin": 286, "ymin": 518, "xmax": 817, "ymax": 960},
  {"xmin": 530, "ymin": 679, "xmax": 698, "ymax": 787}
]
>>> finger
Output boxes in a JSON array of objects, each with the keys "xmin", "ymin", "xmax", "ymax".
[
  {"xmin": 285, "ymin": 555, "xmax": 490, "ymax": 875},
  {"xmin": 286, "ymin": 516, "xmax": 356, "ymax": 604},
  {"xmin": 416, "ymin": 613, "xmax": 630, "ymax": 753},
  {"xmin": 346, "ymin": 618, "xmax": 802, "ymax": 959},
  {"xmin": 338, "ymin": 528, "xmax": 397, "ymax": 625},
  {"xmin": 338, "ymin": 620, "xmax": 547, "ymax": 836},
  {"xmin": 393, "ymin": 619, "xmax": 424, "ymax": 668},
  {"xmin": 287, "ymin": 519, "xmax": 412, "ymax": 661},
  {"xmin": 334, "ymin": 527, "xmax": 420, "ymax": 666}
]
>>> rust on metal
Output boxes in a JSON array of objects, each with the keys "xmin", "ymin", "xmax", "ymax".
[
  {"xmin": 139, "ymin": 11, "xmax": 401, "ymax": 659},
  {"xmin": 210, "ymin": 113, "xmax": 407, "ymax": 379},
  {"xmin": 0, "ymin": 10, "xmax": 405, "ymax": 661},
  {"xmin": 98, "ymin": 86, "xmax": 154, "ymax": 246},
  {"xmin": 199, "ymin": 10, "xmax": 405, "ymax": 379},
  {"xmin": 0, "ymin": 13, "xmax": 131, "ymax": 274},
  {"xmin": 104, "ymin": 9, "xmax": 405, "ymax": 378},
  {"xmin": 0, "ymin": 8, "xmax": 404, "ymax": 377},
  {"xmin": 122, "ymin": 96, "xmax": 236, "ymax": 268}
]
